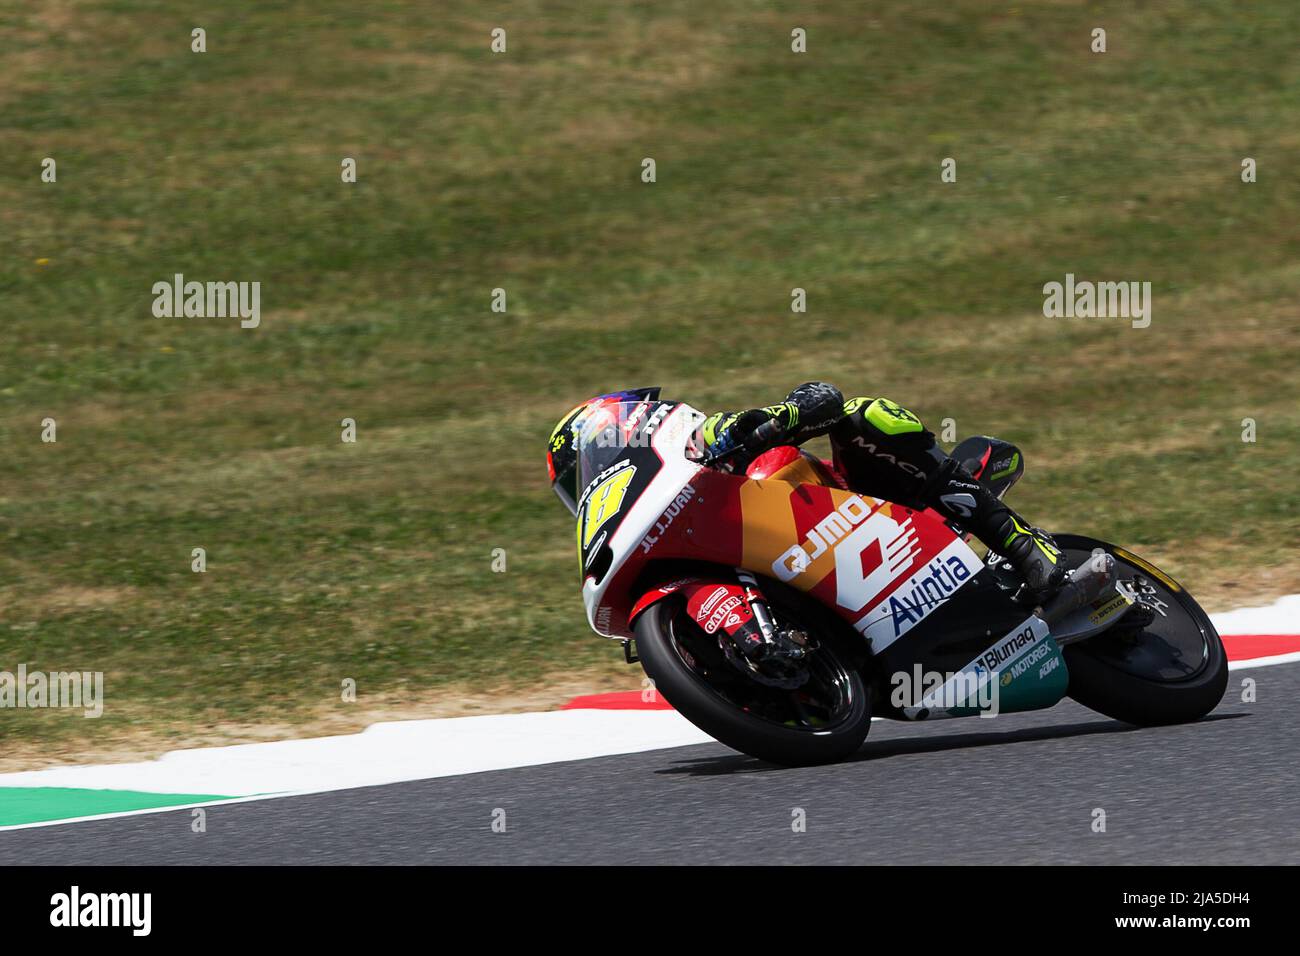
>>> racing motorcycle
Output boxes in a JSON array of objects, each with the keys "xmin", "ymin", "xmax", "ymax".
[{"xmin": 568, "ymin": 398, "xmax": 1228, "ymax": 765}]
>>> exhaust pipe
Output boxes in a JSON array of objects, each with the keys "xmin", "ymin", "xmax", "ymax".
[{"xmin": 1036, "ymin": 552, "xmax": 1115, "ymax": 626}]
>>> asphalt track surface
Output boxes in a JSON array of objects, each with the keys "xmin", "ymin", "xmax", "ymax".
[{"xmin": 6, "ymin": 660, "xmax": 1297, "ymax": 865}]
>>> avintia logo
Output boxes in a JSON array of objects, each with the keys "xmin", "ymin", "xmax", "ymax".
[{"xmin": 888, "ymin": 556, "xmax": 973, "ymax": 633}]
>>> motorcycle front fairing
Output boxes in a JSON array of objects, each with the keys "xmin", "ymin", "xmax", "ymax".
[{"xmin": 574, "ymin": 400, "xmax": 708, "ymax": 636}]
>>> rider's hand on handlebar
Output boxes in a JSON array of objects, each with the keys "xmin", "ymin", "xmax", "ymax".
[
  {"xmin": 701, "ymin": 415, "xmax": 787, "ymax": 467},
  {"xmin": 741, "ymin": 417, "xmax": 786, "ymax": 454}
]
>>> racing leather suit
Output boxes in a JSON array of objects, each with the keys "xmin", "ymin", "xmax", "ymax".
[{"xmin": 695, "ymin": 382, "xmax": 1064, "ymax": 593}]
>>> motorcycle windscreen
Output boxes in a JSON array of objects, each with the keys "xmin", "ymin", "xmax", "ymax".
[{"xmin": 572, "ymin": 400, "xmax": 670, "ymax": 577}]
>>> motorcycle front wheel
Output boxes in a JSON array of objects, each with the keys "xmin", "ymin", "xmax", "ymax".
[{"xmin": 634, "ymin": 590, "xmax": 872, "ymax": 766}]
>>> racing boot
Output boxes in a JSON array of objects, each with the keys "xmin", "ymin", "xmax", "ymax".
[
  {"xmin": 925, "ymin": 463, "xmax": 1066, "ymax": 596},
  {"xmin": 994, "ymin": 512, "xmax": 1066, "ymax": 595}
]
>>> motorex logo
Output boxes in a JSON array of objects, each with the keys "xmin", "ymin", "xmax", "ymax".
[{"xmin": 1006, "ymin": 641, "xmax": 1052, "ymax": 679}]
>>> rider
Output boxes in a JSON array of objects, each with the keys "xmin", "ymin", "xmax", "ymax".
[{"xmin": 547, "ymin": 384, "xmax": 1064, "ymax": 595}]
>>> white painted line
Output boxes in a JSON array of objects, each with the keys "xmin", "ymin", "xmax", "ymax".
[
  {"xmin": 1211, "ymin": 595, "xmax": 1300, "ymax": 634},
  {"xmin": 1228, "ymin": 651, "xmax": 1300, "ymax": 670},
  {"xmin": 0, "ymin": 709, "xmax": 713, "ymax": 801}
]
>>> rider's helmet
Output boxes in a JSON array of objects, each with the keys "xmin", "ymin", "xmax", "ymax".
[{"xmin": 547, "ymin": 387, "xmax": 661, "ymax": 515}]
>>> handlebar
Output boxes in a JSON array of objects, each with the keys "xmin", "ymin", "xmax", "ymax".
[{"xmin": 699, "ymin": 417, "xmax": 786, "ymax": 467}]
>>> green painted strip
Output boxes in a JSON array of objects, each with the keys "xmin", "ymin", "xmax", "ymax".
[{"xmin": 0, "ymin": 787, "xmax": 234, "ymax": 827}]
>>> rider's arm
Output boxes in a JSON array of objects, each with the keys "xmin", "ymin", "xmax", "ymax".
[
  {"xmin": 781, "ymin": 381, "xmax": 847, "ymax": 442},
  {"xmin": 696, "ymin": 382, "xmax": 847, "ymax": 469}
]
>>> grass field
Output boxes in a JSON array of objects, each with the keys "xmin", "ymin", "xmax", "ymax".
[{"xmin": 1, "ymin": 0, "xmax": 1297, "ymax": 764}]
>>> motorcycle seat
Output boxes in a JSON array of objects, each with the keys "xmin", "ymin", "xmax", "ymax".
[{"xmin": 950, "ymin": 435, "xmax": 1025, "ymax": 500}]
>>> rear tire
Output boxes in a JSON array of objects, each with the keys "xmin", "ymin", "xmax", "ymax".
[
  {"xmin": 1055, "ymin": 536, "xmax": 1228, "ymax": 726},
  {"xmin": 1065, "ymin": 637, "xmax": 1227, "ymax": 726},
  {"xmin": 635, "ymin": 597, "xmax": 871, "ymax": 766}
]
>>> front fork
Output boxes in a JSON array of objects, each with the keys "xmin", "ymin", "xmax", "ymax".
[
  {"xmin": 732, "ymin": 570, "xmax": 809, "ymax": 689},
  {"xmin": 621, "ymin": 572, "xmax": 806, "ymax": 678},
  {"xmin": 736, "ymin": 570, "xmax": 812, "ymax": 663},
  {"xmin": 735, "ymin": 570, "xmax": 780, "ymax": 645}
]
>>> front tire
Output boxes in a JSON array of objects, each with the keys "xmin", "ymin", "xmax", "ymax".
[
  {"xmin": 634, "ymin": 595, "xmax": 871, "ymax": 766},
  {"xmin": 1054, "ymin": 536, "xmax": 1228, "ymax": 726}
]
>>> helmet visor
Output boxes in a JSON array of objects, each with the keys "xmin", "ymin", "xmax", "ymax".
[{"xmin": 548, "ymin": 390, "xmax": 660, "ymax": 519}]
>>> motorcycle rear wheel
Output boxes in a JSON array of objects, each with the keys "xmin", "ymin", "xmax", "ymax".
[
  {"xmin": 634, "ymin": 591, "xmax": 871, "ymax": 766},
  {"xmin": 1054, "ymin": 535, "xmax": 1228, "ymax": 726}
]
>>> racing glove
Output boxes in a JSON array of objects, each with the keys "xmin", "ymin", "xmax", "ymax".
[{"xmin": 697, "ymin": 382, "xmax": 846, "ymax": 470}]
